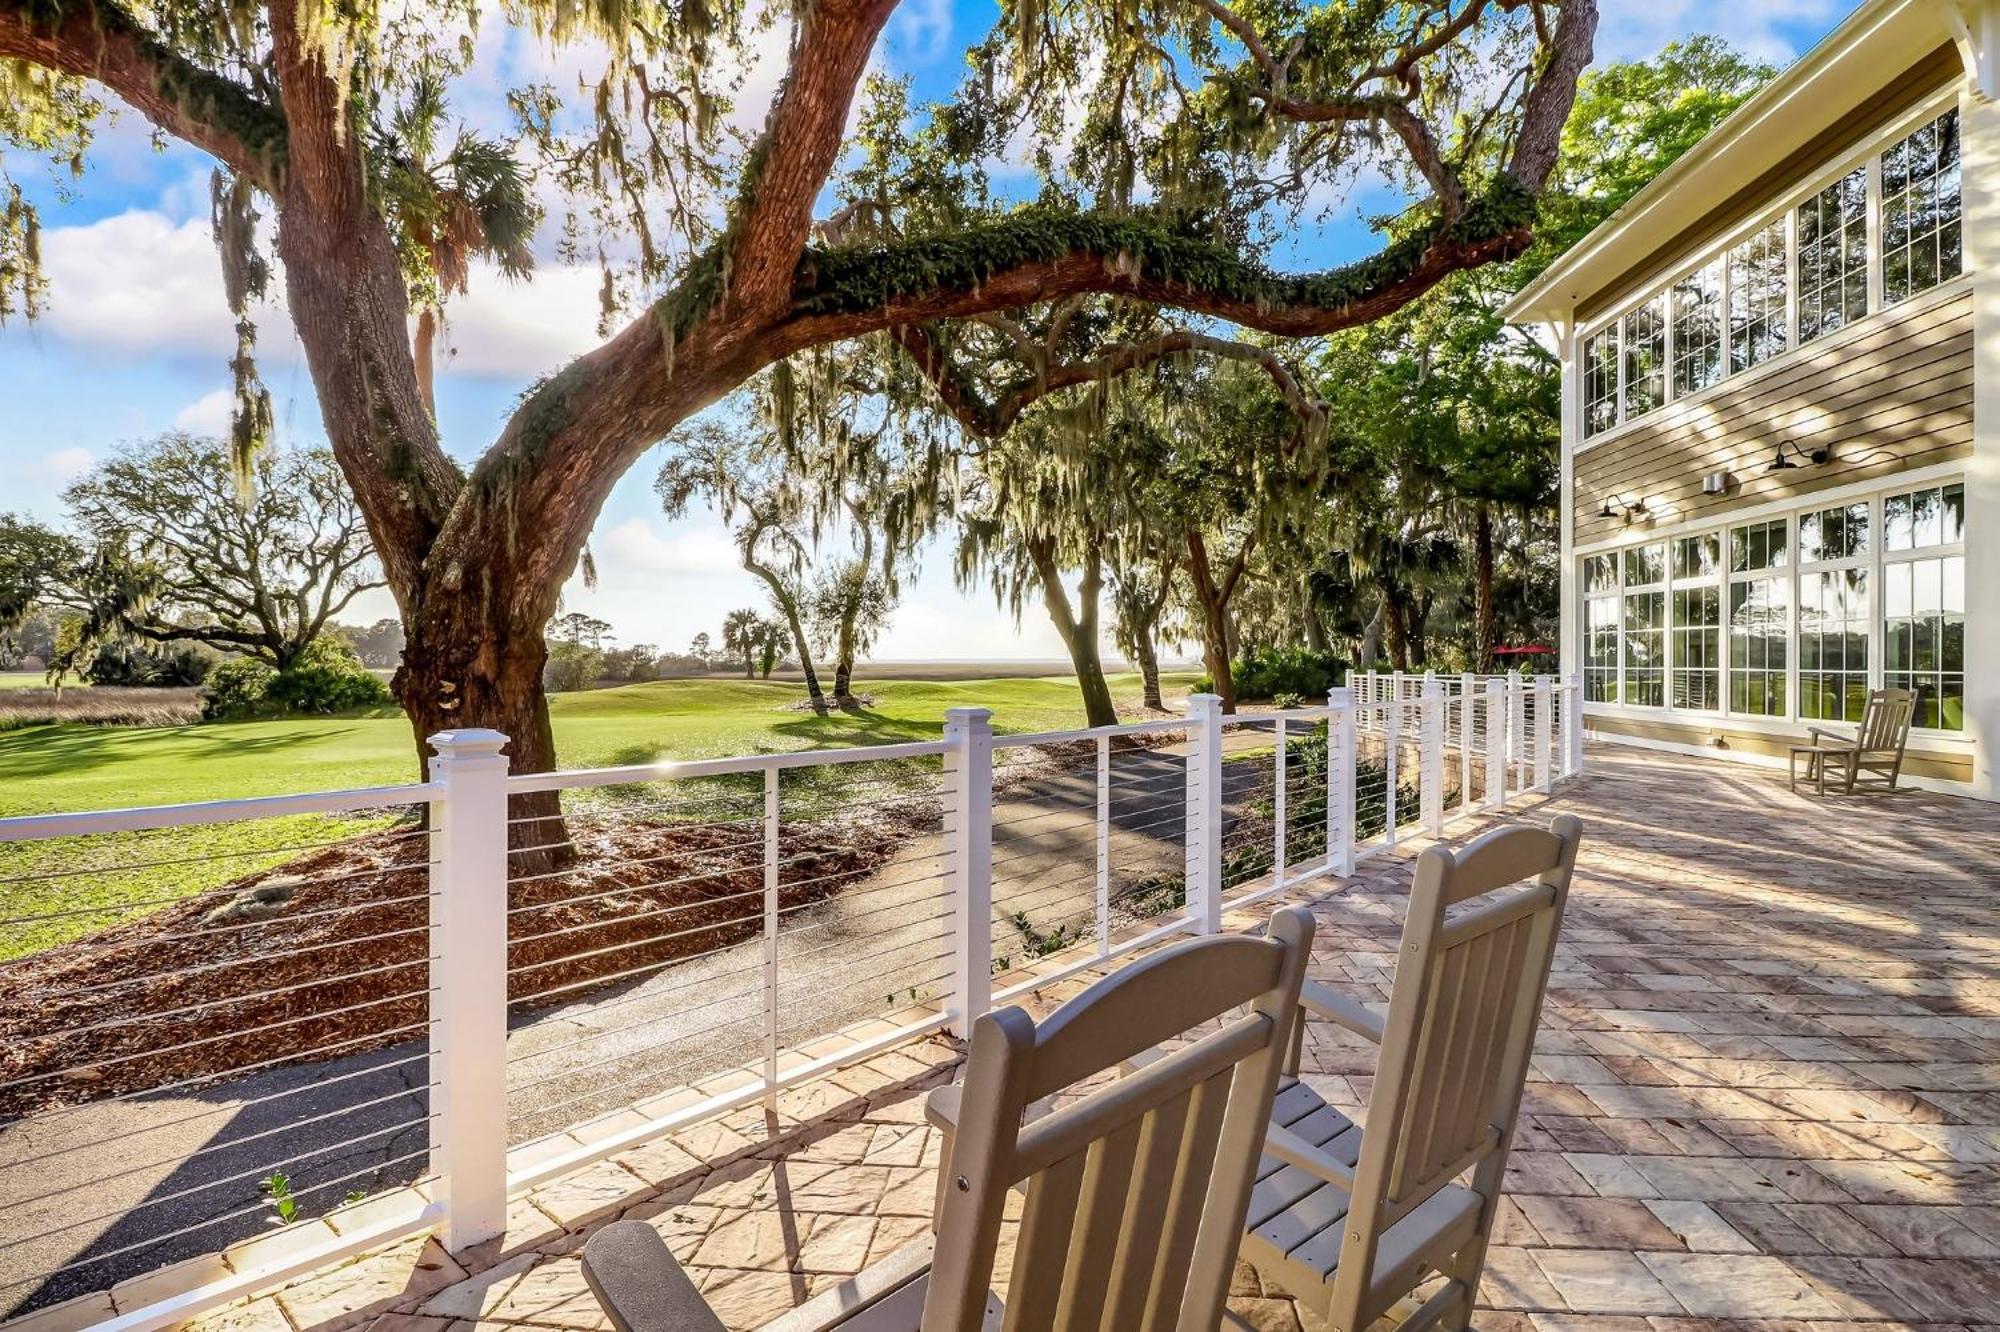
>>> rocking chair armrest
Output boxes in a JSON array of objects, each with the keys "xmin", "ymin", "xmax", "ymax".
[
  {"xmin": 582, "ymin": 1220, "xmax": 727, "ymax": 1332},
  {"xmin": 925, "ymin": 1082, "xmax": 962, "ymax": 1135},
  {"xmin": 1805, "ymin": 727, "xmax": 1857, "ymax": 748},
  {"xmin": 1265, "ymin": 1123, "xmax": 1356, "ymax": 1191},
  {"xmin": 1299, "ymin": 980, "xmax": 1384, "ymax": 1044}
]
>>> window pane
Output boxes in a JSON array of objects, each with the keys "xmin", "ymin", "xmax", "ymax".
[
  {"xmin": 1882, "ymin": 110, "xmax": 1962, "ymax": 305},
  {"xmin": 1584, "ymin": 327, "xmax": 1619, "ymax": 438},
  {"xmin": 1729, "ymin": 220, "xmax": 1788, "ymax": 372},
  {"xmin": 1729, "ymin": 575, "xmax": 1789, "ymax": 716},
  {"xmin": 1797, "ymin": 167, "xmax": 1868, "ymax": 342},
  {"xmin": 1799, "ymin": 568, "xmax": 1869, "ymax": 722},
  {"xmin": 1671, "ymin": 533, "xmax": 1721, "ymax": 580},
  {"xmin": 1671, "ymin": 261, "xmax": 1725, "ymax": 397},
  {"xmin": 1583, "ymin": 553, "xmax": 1618, "ymax": 594},
  {"xmin": 1623, "ymin": 542, "xmax": 1665, "ymax": 587},
  {"xmin": 1800, "ymin": 502, "xmax": 1868, "ymax": 562},
  {"xmin": 1730, "ymin": 519, "xmax": 1787, "ymax": 573},
  {"xmin": 1623, "ymin": 298, "xmax": 1666, "ymax": 418}
]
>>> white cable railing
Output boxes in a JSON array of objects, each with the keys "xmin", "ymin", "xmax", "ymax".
[{"xmin": 0, "ymin": 673, "xmax": 1583, "ymax": 1332}]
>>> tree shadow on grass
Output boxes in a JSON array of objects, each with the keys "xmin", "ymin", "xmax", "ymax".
[{"xmin": 0, "ymin": 723, "xmax": 357, "ymax": 783}]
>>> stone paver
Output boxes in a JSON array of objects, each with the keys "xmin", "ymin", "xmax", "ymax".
[{"xmin": 167, "ymin": 744, "xmax": 2000, "ymax": 1332}]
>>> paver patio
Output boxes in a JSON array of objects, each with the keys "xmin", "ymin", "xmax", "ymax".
[{"xmin": 145, "ymin": 744, "xmax": 2000, "ymax": 1331}]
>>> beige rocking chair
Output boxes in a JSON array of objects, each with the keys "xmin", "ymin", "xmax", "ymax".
[
  {"xmin": 1788, "ymin": 687, "xmax": 1916, "ymax": 794},
  {"xmin": 581, "ymin": 906, "xmax": 1315, "ymax": 1332},
  {"xmin": 1242, "ymin": 817, "xmax": 1583, "ymax": 1332}
]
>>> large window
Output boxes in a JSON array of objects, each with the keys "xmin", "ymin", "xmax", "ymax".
[
  {"xmin": 1622, "ymin": 544, "xmax": 1666, "ymax": 707},
  {"xmin": 1583, "ymin": 327, "xmax": 1618, "ymax": 440},
  {"xmin": 1729, "ymin": 519, "xmax": 1789, "ymax": 717},
  {"xmin": 1622, "ymin": 298, "xmax": 1665, "ymax": 419},
  {"xmin": 1798, "ymin": 502, "xmax": 1870, "ymax": 722},
  {"xmin": 1728, "ymin": 221, "xmax": 1788, "ymax": 374},
  {"xmin": 1883, "ymin": 110, "xmax": 1962, "ymax": 306},
  {"xmin": 1670, "ymin": 533, "xmax": 1721, "ymax": 711},
  {"xmin": 1671, "ymin": 261, "xmax": 1724, "ymax": 398},
  {"xmin": 1583, "ymin": 554, "xmax": 1619, "ymax": 702},
  {"xmin": 1883, "ymin": 483, "xmax": 1965, "ymax": 729},
  {"xmin": 1797, "ymin": 167, "xmax": 1867, "ymax": 343},
  {"xmin": 1579, "ymin": 101, "xmax": 1973, "ymax": 443}
]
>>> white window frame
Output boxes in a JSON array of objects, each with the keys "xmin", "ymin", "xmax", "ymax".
[
  {"xmin": 1574, "ymin": 466, "xmax": 1971, "ymax": 740},
  {"xmin": 1881, "ymin": 481, "xmax": 1968, "ymax": 732},
  {"xmin": 1620, "ymin": 542, "xmax": 1668, "ymax": 709},
  {"xmin": 1728, "ymin": 517, "xmax": 1793, "ymax": 720},
  {"xmin": 1569, "ymin": 86, "xmax": 1965, "ymax": 452},
  {"xmin": 1668, "ymin": 533, "xmax": 1723, "ymax": 714},
  {"xmin": 1795, "ymin": 499, "xmax": 1875, "ymax": 725}
]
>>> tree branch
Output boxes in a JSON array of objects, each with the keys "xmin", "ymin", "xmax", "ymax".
[{"xmin": 0, "ymin": 0, "xmax": 287, "ymax": 189}]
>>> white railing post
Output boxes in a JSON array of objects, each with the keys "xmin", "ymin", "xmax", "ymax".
[
  {"xmin": 1459, "ymin": 671, "xmax": 1477, "ymax": 811},
  {"xmin": 1484, "ymin": 678, "xmax": 1506, "ymax": 811},
  {"xmin": 1095, "ymin": 733, "xmax": 1110, "ymax": 957},
  {"xmin": 1564, "ymin": 673, "xmax": 1586, "ymax": 778},
  {"xmin": 427, "ymin": 728, "xmax": 512, "ymax": 1253},
  {"xmin": 1421, "ymin": 677, "xmax": 1445, "ymax": 838},
  {"xmin": 762, "ymin": 768, "xmax": 780, "ymax": 1106},
  {"xmin": 1384, "ymin": 691, "xmax": 1401, "ymax": 847},
  {"xmin": 1273, "ymin": 715, "xmax": 1288, "ymax": 888},
  {"xmin": 944, "ymin": 707, "xmax": 993, "ymax": 1038},
  {"xmin": 1327, "ymin": 686, "xmax": 1356, "ymax": 876},
  {"xmin": 1534, "ymin": 675, "xmax": 1555, "ymax": 793},
  {"xmin": 1185, "ymin": 693, "xmax": 1225, "ymax": 933},
  {"xmin": 1507, "ymin": 673, "xmax": 1527, "ymax": 793}
]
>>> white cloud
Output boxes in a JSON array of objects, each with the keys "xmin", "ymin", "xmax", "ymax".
[
  {"xmin": 890, "ymin": 0, "xmax": 953, "ymax": 63},
  {"xmin": 1591, "ymin": 1, "xmax": 1844, "ymax": 64},
  {"xmin": 599, "ymin": 517, "xmax": 740, "ymax": 575},
  {"xmin": 429, "ymin": 258, "xmax": 607, "ymax": 379},
  {"xmin": 173, "ymin": 389, "xmax": 234, "ymax": 435},
  {"xmin": 38, "ymin": 210, "xmax": 288, "ymax": 360},
  {"xmin": 38, "ymin": 446, "xmax": 94, "ymax": 480}
]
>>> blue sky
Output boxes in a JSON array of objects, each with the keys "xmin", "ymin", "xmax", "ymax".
[{"xmin": 0, "ymin": 1, "xmax": 1853, "ymax": 662}]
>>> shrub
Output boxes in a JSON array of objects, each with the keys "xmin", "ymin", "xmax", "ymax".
[
  {"xmin": 263, "ymin": 639, "xmax": 392, "ymax": 714},
  {"xmin": 201, "ymin": 639, "xmax": 390, "ymax": 719},
  {"xmin": 86, "ymin": 643, "xmax": 217, "ymax": 687},
  {"xmin": 1197, "ymin": 647, "xmax": 1350, "ymax": 702},
  {"xmin": 544, "ymin": 640, "xmax": 605, "ymax": 692},
  {"xmin": 200, "ymin": 659, "xmax": 275, "ymax": 719}
]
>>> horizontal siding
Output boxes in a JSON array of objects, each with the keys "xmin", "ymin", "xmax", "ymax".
[
  {"xmin": 1588, "ymin": 715, "xmax": 1972, "ymax": 783},
  {"xmin": 1574, "ymin": 287, "xmax": 1972, "ymax": 547}
]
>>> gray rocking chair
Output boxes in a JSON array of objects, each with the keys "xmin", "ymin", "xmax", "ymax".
[
  {"xmin": 581, "ymin": 906, "xmax": 1315, "ymax": 1331},
  {"xmin": 1242, "ymin": 816, "xmax": 1584, "ymax": 1332}
]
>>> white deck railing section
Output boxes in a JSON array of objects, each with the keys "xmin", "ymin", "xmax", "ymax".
[{"xmin": 0, "ymin": 673, "xmax": 1581, "ymax": 1332}]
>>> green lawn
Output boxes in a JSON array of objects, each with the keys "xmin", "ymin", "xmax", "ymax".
[
  {"xmin": 0, "ymin": 671, "xmax": 74, "ymax": 691},
  {"xmin": 0, "ymin": 672, "xmax": 1195, "ymax": 958}
]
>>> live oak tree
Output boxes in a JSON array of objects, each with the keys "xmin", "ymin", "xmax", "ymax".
[
  {"xmin": 0, "ymin": 0, "xmax": 1597, "ymax": 794},
  {"xmin": 1, "ymin": 435, "xmax": 381, "ymax": 677}
]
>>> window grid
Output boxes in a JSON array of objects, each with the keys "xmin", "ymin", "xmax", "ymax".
[
  {"xmin": 1797, "ymin": 167, "xmax": 1868, "ymax": 343},
  {"xmin": 1797, "ymin": 502, "xmax": 1872, "ymax": 724},
  {"xmin": 1882, "ymin": 483, "xmax": 1966, "ymax": 731},
  {"xmin": 1622, "ymin": 544, "xmax": 1667, "ymax": 708},
  {"xmin": 1574, "ymin": 97, "xmax": 1968, "ymax": 444},
  {"xmin": 1670, "ymin": 261, "xmax": 1725, "ymax": 398},
  {"xmin": 1669, "ymin": 533, "xmax": 1722, "ymax": 712},
  {"xmin": 1578, "ymin": 479, "xmax": 1969, "ymax": 736},
  {"xmin": 1728, "ymin": 221, "xmax": 1789, "ymax": 374},
  {"xmin": 1882, "ymin": 110, "xmax": 1962, "ymax": 306}
]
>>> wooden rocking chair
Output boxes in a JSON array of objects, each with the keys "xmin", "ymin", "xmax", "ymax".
[
  {"xmin": 1242, "ymin": 817, "xmax": 1584, "ymax": 1332},
  {"xmin": 581, "ymin": 906, "xmax": 1315, "ymax": 1331},
  {"xmin": 1788, "ymin": 687, "xmax": 1916, "ymax": 794}
]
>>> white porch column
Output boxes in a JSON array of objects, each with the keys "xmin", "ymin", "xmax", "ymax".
[
  {"xmin": 1185, "ymin": 693, "xmax": 1225, "ymax": 933},
  {"xmin": 944, "ymin": 707, "xmax": 993, "ymax": 1036},
  {"xmin": 1955, "ymin": 19, "xmax": 2000, "ymax": 798}
]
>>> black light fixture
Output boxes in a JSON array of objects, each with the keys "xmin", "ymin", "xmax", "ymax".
[
  {"xmin": 1767, "ymin": 438, "xmax": 1830, "ymax": 472},
  {"xmin": 1597, "ymin": 495, "xmax": 1649, "ymax": 524}
]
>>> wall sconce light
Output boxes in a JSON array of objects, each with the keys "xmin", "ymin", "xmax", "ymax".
[
  {"xmin": 1701, "ymin": 470, "xmax": 1734, "ymax": 496},
  {"xmin": 1766, "ymin": 438, "xmax": 1830, "ymax": 472},
  {"xmin": 1597, "ymin": 495, "xmax": 1649, "ymax": 525}
]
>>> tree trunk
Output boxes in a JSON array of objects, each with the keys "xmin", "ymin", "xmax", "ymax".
[
  {"xmin": 744, "ymin": 559, "xmax": 825, "ymax": 710},
  {"xmin": 395, "ymin": 603, "xmax": 564, "ymax": 871},
  {"xmin": 1411, "ymin": 590, "xmax": 1434, "ymax": 667},
  {"xmin": 1359, "ymin": 603, "xmax": 1383, "ymax": 670},
  {"xmin": 1184, "ymin": 531, "xmax": 1237, "ymax": 713},
  {"xmin": 1133, "ymin": 631, "xmax": 1163, "ymax": 711},
  {"xmin": 1029, "ymin": 541, "xmax": 1118, "ymax": 728},
  {"xmin": 1474, "ymin": 501, "xmax": 1497, "ymax": 672},
  {"xmin": 1303, "ymin": 594, "xmax": 1329, "ymax": 652},
  {"xmin": 1383, "ymin": 582, "xmax": 1411, "ymax": 672},
  {"xmin": 414, "ymin": 307, "xmax": 439, "ymax": 421}
]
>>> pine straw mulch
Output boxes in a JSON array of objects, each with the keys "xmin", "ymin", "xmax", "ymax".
[{"xmin": 0, "ymin": 800, "xmax": 936, "ymax": 1119}]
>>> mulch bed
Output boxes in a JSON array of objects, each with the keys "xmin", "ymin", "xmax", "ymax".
[{"xmin": 0, "ymin": 802, "xmax": 933, "ymax": 1119}]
